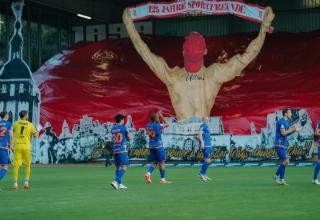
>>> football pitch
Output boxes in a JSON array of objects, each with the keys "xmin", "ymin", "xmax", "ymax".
[{"xmin": 0, "ymin": 165, "xmax": 319, "ymax": 220}]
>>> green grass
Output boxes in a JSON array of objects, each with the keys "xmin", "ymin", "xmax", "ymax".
[{"xmin": 0, "ymin": 165, "xmax": 319, "ymax": 220}]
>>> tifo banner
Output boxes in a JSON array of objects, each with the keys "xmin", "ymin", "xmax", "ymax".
[
  {"xmin": 33, "ymin": 109, "xmax": 313, "ymax": 164},
  {"xmin": 0, "ymin": 0, "xmax": 40, "ymax": 127},
  {"xmin": 129, "ymin": 0, "xmax": 273, "ymax": 32}
]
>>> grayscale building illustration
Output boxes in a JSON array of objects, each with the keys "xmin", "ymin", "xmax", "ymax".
[
  {"xmin": 33, "ymin": 109, "xmax": 314, "ymax": 164},
  {"xmin": 0, "ymin": 0, "xmax": 40, "ymax": 126}
]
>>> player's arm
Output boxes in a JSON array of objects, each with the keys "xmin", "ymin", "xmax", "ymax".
[
  {"xmin": 316, "ymin": 128, "xmax": 320, "ymax": 136},
  {"xmin": 9, "ymin": 129, "xmax": 13, "ymax": 149},
  {"xmin": 158, "ymin": 111, "xmax": 169, "ymax": 128},
  {"xmin": 123, "ymin": 8, "xmax": 172, "ymax": 84},
  {"xmin": 209, "ymin": 7, "xmax": 275, "ymax": 84},
  {"xmin": 281, "ymin": 124, "xmax": 300, "ymax": 136},
  {"xmin": 198, "ymin": 129, "xmax": 204, "ymax": 149},
  {"xmin": 126, "ymin": 133, "xmax": 132, "ymax": 141},
  {"xmin": 124, "ymin": 127, "xmax": 132, "ymax": 141},
  {"xmin": 315, "ymin": 123, "xmax": 320, "ymax": 136},
  {"xmin": 31, "ymin": 124, "xmax": 40, "ymax": 138},
  {"xmin": 13, "ymin": 123, "xmax": 16, "ymax": 133},
  {"xmin": 33, "ymin": 132, "xmax": 40, "ymax": 138}
]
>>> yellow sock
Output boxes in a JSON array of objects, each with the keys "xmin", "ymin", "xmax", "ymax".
[
  {"xmin": 25, "ymin": 165, "xmax": 31, "ymax": 181},
  {"xmin": 13, "ymin": 165, "xmax": 19, "ymax": 182}
]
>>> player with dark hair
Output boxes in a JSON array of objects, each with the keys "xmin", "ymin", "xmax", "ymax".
[
  {"xmin": 273, "ymin": 108, "xmax": 301, "ymax": 186},
  {"xmin": 144, "ymin": 111, "xmax": 171, "ymax": 184},
  {"xmin": 111, "ymin": 114, "xmax": 131, "ymax": 189},
  {"xmin": 198, "ymin": 116, "xmax": 212, "ymax": 181},
  {"xmin": 12, "ymin": 110, "xmax": 39, "ymax": 190},
  {"xmin": 0, "ymin": 111, "xmax": 14, "ymax": 192}
]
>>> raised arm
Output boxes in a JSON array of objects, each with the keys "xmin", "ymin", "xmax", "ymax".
[
  {"xmin": 123, "ymin": 8, "xmax": 172, "ymax": 84},
  {"xmin": 316, "ymin": 126, "xmax": 320, "ymax": 136},
  {"xmin": 281, "ymin": 126, "xmax": 297, "ymax": 136},
  {"xmin": 126, "ymin": 133, "xmax": 132, "ymax": 141},
  {"xmin": 210, "ymin": 7, "xmax": 275, "ymax": 84},
  {"xmin": 158, "ymin": 111, "xmax": 169, "ymax": 128}
]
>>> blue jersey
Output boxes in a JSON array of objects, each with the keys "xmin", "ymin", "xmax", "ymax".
[
  {"xmin": 146, "ymin": 122, "xmax": 164, "ymax": 148},
  {"xmin": 274, "ymin": 118, "xmax": 290, "ymax": 147},
  {"xmin": 199, "ymin": 123, "xmax": 211, "ymax": 147},
  {"xmin": 111, "ymin": 124, "xmax": 129, "ymax": 154},
  {"xmin": 0, "ymin": 119, "xmax": 12, "ymax": 149}
]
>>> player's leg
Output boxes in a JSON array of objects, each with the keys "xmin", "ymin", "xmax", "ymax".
[
  {"xmin": 158, "ymin": 148, "xmax": 171, "ymax": 184},
  {"xmin": 276, "ymin": 148, "xmax": 289, "ymax": 185},
  {"xmin": 274, "ymin": 147, "xmax": 285, "ymax": 184},
  {"xmin": 144, "ymin": 163, "xmax": 156, "ymax": 184},
  {"xmin": 13, "ymin": 149, "xmax": 23, "ymax": 189},
  {"xmin": 0, "ymin": 163, "xmax": 9, "ymax": 192},
  {"xmin": 0, "ymin": 165, "xmax": 9, "ymax": 181},
  {"xmin": 273, "ymin": 147, "xmax": 282, "ymax": 180},
  {"xmin": 200, "ymin": 148, "xmax": 211, "ymax": 181},
  {"xmin": 111, "ymin": 154, "xmax": 120, "ymax": 189},
  {"xmin": 22, "ymin": 149, "xmax": 31, "ymax": 189},
  {"xmin": 204, "ymin": 148, "xmax": 212, "ymax": 180},
  {"xmin": 0, "ymin": 149, "xmax": 10, "ymax": 184},
  {"xmin": 144, "ymin": 149, "xmax": 157, "ymax": 184},
  {"xmin": 117, "ymin": 153, "xmax": 129, "ymax": 189},
  {"xmin": 312, "ymin": 147, "xmax": 320, "ymax": 185},
  {"xmin": 117, "ymin": 165, "xmax": 128, "ymax": 189},
  {"xmin": 279, "ymin": 157, "xmax": 289, "ymax": 185},
  {"xmin": 312, "ymin": 161, "xmax": 320, "ymax": 185}
]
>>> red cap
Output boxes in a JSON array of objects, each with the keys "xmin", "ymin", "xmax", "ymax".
[{"xmin": 183, "ymin": 32, "xmax": 206, "ymax": 73}]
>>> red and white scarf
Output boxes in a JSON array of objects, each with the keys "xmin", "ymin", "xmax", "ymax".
[{"xmin": 129, "ymin": 0, "xmax": 273, "ymax": 32}]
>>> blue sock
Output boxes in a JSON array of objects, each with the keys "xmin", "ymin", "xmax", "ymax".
[
  {"xmin": 114, "ymin": 170, "xmax": 120, "ymax": 183},
  {"xmin": 114, "ymin": 170, "xmax": 119, "ymax": 182},
  {"xmin": 147, "ymin": 166, "xmax": 155, "ymax": 174},
  {"xmin": 313, "ymin": 162, "xmax": 320, "ymax": 180},
  {"xmin": 160, "ymin": 169, "xmax": 165, "ymax": 179},
  {"xmin": 275, "ymin": 164, "xmax": 282, "ymax": 176},
  {"xmin": 117, "ymin": 169, "xmax": 126, "ymax": 184},
  {"xmin": 280, "ymin": 164, "xmax": 286, "ymax": 180},
  {"xmin": 0, "ymin": 169, "xmax": 6, "ymax": 181},
  {"xmin": 200, "ymin": 162, "xmax": 209, "ymax": 175}
]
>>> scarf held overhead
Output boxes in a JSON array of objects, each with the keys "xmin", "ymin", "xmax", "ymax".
[{"xmin": 129, "ymin": 0, "xmax": 273, "ymax": 32}]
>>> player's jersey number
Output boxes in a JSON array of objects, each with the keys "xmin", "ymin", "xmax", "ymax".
[
  {"xmin": 113, "ymin": 133, "xmax": 123, "ymax": 144},
  {"xmin": 0, "ymin": 127, "xmax": 7, "ymax": 137},
  {"xmin": 147, "ymin": 129, "xmax": 156, "ymax": 139},
  {"xmin": 20, "ymin": 126, "xmax": 25, "ymax": 135}
]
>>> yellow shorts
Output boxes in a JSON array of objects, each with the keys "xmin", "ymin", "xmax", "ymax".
[{"xmin": 13, "ymin": 149, "xmax": 31, "ymax": 167}]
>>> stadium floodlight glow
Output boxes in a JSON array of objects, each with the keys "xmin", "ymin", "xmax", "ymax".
[{"xmin": 77, "ymin": 14, "xmax": 92, "ymax": 20}]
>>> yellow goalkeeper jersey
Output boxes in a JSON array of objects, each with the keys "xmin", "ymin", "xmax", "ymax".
[{"xmin": 13, "ymin": 119, "xmax": 37, "ymax": 150}]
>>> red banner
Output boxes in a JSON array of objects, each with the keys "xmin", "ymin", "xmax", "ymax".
[{"xmin": 34, "ymin": 31, "xmax": 320, "ymax": 134}]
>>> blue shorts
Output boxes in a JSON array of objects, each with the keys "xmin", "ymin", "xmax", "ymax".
[
  {"xmin": 275, "ymin": 146, "xmax": 287, "ymax": 161},
  {"xmin": 114, "ymin": 153, "xmax": 129, "ymax": 167},
  {"xmin": 202, "ymin": 147, "xmax": 212, "ymax": 159},
  {"xmin": 0, "ymin": 148, "xmax": 10, "ymax": 165},
  {"xmin": 318, "ymin": 146, "xmax": 320, "ymax": 160},
  {"xmin": 150, "ymin": 147, "xmax": 166, "ymax": 163}
]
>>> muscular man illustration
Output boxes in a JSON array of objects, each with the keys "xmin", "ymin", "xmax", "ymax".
[{"xmin": 123, "ymin": 7, "xmax": 275, "ymax": 120}]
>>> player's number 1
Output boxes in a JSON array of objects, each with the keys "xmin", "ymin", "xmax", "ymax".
[{"xmin": 20, "ymin": 126, "xmax": 25, "ymax": 135}]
